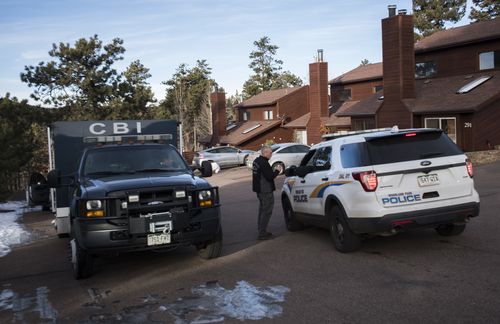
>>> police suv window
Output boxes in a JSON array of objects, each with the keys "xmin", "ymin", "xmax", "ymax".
[
  {"xmin": 306, "ymin": 147, "xmax": 332, "ymax": 170},
  {"xmin": 340, "ymin": 143, "xmax": 371, "ymax": 168}
]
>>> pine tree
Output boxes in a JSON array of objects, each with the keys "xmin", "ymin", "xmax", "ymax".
[
  {"xmin": 413, "ymin": 0, "xmax": 467, "ymax": 40},
  {"xmin": 469, "ymin": 0, "xmax": 500, "ymax": 21}
]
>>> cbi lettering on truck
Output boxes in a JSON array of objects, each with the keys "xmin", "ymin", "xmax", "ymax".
[
  {"xmin": 89, "ymin": 121, "xmax": 143, "ymax": 135},
  {"xmin": 381, "ymin": 192, "xmax": 421, "ymax": 205}
]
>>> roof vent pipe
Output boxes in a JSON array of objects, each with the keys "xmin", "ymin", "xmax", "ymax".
[
  {"xmin": 398, "ymin": 9, "xmax": 407, "ymax": 15},
  {"xmin": 317, "ymin": 49, "xmax": 323, "ymax": 62},
  {"xmin": 388, "ymin": 5, "xmax": 397, "ymax": 17}
]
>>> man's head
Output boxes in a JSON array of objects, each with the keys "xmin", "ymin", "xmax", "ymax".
[{"xmin": 260, "ymin": 145, "xmax": 273, "ymax": 159}]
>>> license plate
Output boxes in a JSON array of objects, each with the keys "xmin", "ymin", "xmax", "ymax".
[
  {"xmin": 147, "ymin": 233, "xmax": 171, "ymax": 246},
  {"xmin": 417, "ymin": 174, "xmax": 439, "ymax": 187}
]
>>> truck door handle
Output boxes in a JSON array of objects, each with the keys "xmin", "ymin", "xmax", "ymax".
[
  {"xmin": 321, "ymin": 177, "xmax": 329, "ymax": 181},
  {"xmin": 300, "ymin": 180, "xmax": 306, "ymax": 183}
]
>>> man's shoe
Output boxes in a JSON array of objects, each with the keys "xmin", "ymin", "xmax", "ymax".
[{"xmin": 258, "ymin": 232, "xmax": 273, "ymax": 240}]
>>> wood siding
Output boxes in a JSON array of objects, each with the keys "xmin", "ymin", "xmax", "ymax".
[
  {"xmin": 473, "ymin": 97, "xmax": 500, "ymax": 151},
  {"xmin": 416, "ymin": 39, "xmax": 500, "ymax": 78},
  {"xmin": 330, "ymin": 79, "xmax": 383, "ymax": 103},
  {"xmin": 238, "ymin": 127, "xmax": 294, "ymax": 151},
  {"xmin": 276, "ymin": 86, "xmax": 309, "ymax": 120}
]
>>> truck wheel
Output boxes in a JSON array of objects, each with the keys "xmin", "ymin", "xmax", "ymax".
[
  {"xmin": 435, "ymin": 223, "xmax": 466, "ymax": 236},
  {"xmin": 197, "ymin": 226, "xmax": 223, "ymax": 259},
  {"xmin": 282, "ymin": 198, "xmax": 304, "ymax": 231},
  {"xmin": 328, "ymin": 205, "xmax": 362, "ymax": 253},
  {"xmin": 71, "ymin": 239, "xmax": 94, "ymax": 279}
]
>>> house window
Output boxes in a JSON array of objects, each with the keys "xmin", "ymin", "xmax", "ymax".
[
  {"xmin": 335, "ymin": 89, "xmax": 352, "ymax": 101},
  {"xmin": 415, "ymin": 62, "xmax": 437, "ymax": 78},
  {"xmin": 425, "ymin": 117, "xmax": 457, "ymax": 143},
  {"xmin": 479, "ymin": 51, "xmax": 500, "ymax": 70},
  {"xmin": 373, "ymin": 85, "xmax": 383, "ymax": 93},
  {"xmin": 264, "ymin": 110, "xmax": 273, "ymax": 120},
  {"xmin": 242, "ymin": 111, "xmax": 250, "ymax": 121}
]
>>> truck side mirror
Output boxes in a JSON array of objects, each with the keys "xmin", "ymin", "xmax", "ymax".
[
  {"xmin": 284, "ymin": 166, "xmax": 296, "ymax": 177},
  {"xmin": 200, "ymin": 161, "xmax": 213, "ymax": 177},
  {"xmin": 47, "ymin": 169, "xmax": 61, "ymax": 188},
  {"xmin": 295, "ymin": 166, "xmax": 310, "ymax": 178}
]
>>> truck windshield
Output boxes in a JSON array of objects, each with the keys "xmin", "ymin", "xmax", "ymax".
[{"xmin": 83, "ymin": 145, "xmax": 188, "ymax": 176}]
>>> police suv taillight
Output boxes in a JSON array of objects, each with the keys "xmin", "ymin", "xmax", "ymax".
[
  {"xmin": 352, "ymin": 171, "xmax": 378, "ymax": 192},
  {"xmin": 466, "ymin": 159, "xmax": 474, "ymax": 178}
]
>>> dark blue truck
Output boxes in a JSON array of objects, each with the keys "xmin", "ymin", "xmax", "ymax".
[{"xmin": 47, "ymin": 120, "xmax": 221, "ymax": 279}]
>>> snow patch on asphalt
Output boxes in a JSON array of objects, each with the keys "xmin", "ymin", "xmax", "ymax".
[
  {"xmin": 0, "ymin": 201, "xmax": 39, "ymax": 257},
  {"xmin": 82, "ymin": 280, "xmax": 290, "ymax": 323},
  {"xmin": 0, "ymin": 286, "xmax": 58, "ymax": 323}
]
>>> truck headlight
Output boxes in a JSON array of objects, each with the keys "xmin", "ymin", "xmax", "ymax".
[
  {"xmin": 84, "ymin": 200, "xmax": 105, "ymax": 217},
  {"xmin": 86, "ymin": 200, "xmax": 102, "ymax": 210},
  {"xmin": 198, "ymin": 190, "xmax": 213, "ymax": 207}
]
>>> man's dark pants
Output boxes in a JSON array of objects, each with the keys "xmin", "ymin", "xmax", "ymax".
[{"xmin": 257, "ymin": 192, "xmax": 274, "ymax": 236}]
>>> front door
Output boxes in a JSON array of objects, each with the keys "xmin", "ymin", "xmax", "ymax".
[{"xmin": 293, "ymin": 146, "xmax": 333, "ymax": 216}]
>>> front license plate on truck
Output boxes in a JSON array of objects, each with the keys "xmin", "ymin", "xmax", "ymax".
[
  {"xmin": 147, "ymin": 233, "xmax": 171, "ymax": 246},
  {"xmin": 417, "ymin": 174, "xmax": 439, "ymax": 187}
]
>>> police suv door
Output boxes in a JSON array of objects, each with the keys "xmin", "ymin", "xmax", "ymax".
[{"xmin": 293, "ymin": 146, "xmax": 333, "ymax": 216}]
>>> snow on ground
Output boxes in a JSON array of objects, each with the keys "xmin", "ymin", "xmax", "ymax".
[{"xmin": 0, "ymin": 201, "xmax": 39, "ymax": 257}]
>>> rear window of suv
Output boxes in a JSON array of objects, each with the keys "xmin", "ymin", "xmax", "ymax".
[{"xmin": 341, "ymin": 132, "xmax": 463, "ymax": 168}]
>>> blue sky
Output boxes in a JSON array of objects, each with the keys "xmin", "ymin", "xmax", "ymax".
[{"xmin": 0, "ymin": 0, "xmax": 473, "ymax": 104}]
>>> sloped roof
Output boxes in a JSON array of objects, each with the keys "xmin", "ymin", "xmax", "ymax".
[
  {"xmin": 219, "ymin": 120, "xmax": 282, "ymax": 146},
  {"xmin": 337, "ymin": 92, "xmax": 383, "ymax": 117},
  {"xmin": 415, "ymin": 17, "xmax": 500, "ymax": 53},
  {"xmin": 407, "ymin": 71, "xmax": 500, "ymax": 113},
  {"xmin": 236, "ymin": 87, "xmax": 305, "ymax": 108},
  {"xmin": 338, "ymin": 71, "xmax": 500, "ymax": 117},
  {"xmin": 283, "ymin": 102, "xmax": 354, "ymax": 128},
  {"xmin": 329, "ymin": 63, "xmax": 383, "ymax": 85}
]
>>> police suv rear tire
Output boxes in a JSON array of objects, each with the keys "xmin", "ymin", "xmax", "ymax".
[
  {"xmin": 282, "ymin": 198, "xmax": 304, "ymax": 231},
  {"xmin": 197, "ymin": 226, "xmax": 223, "ymax": 259},
  {"xmin": 435, "ymin": 223, "xmax": 466, "ymax": 236},
  {"xmin": 71, "ymin": 239, "xmax": 94, "ymax": 279},
  {"xmin": 329, "ymin": 205, "xmax": 362, "ymax": 253}
]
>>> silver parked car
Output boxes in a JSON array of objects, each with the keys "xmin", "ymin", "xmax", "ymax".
[
  {"xmin": 246, "ymin": 143, "xmax": 310, "ymax": 173},
  {"xmin": 193, "ymin": 146, "xmax": 254, "ymax": 169}
]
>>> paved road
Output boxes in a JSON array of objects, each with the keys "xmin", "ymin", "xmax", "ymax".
[{"xmin": 1, "ymin": 164, "xmax": 500, "ymax": 323}]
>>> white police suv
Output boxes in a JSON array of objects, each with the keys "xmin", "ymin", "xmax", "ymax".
[{"xmin": 281, "ymin": 127, "xmax": 480, "ymax": 252}]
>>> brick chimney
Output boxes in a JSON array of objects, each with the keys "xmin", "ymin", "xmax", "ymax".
[
  {"xmin": 306, "ymin": 49, "xmax": 329, "ymax": 145},
  {"xmin": 210, "ymin": 90, "xmax": 226, "ymax": 145},
  {"xmin": 377, "ymin": 5, "xmax": 414, "ymax": 128}
]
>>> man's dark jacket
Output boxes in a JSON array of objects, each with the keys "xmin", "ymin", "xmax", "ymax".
[{"xmin": 252, "ymin": 155, "xmax": 279, "ymax": 193}]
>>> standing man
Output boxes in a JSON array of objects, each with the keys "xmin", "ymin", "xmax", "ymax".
[{"xmin": 252, "ymin": 145, "xmax": 283, "ymax": 240}]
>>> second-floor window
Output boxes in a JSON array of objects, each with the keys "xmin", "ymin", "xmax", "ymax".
[
  {"xmin": 373, "ymin": 85, "xmax": 383, "ymax": 93},
  {"xmin": 264, "ymin": 110, "xmax": 273, "ymax": 120},
  {"xmin": 336, "ymin": 89, "xmax": 352, "ymax": 101},
  {"xmin": 242, "ymin": 111, "xmax": 250, "ymax": 121},
  {"xmin": 479, "ymin": 51, "xmax": 500, "ymax": 70},
  {"xmin": 415, "ymin": 62, "xmax": 437, "ymax": 78}
]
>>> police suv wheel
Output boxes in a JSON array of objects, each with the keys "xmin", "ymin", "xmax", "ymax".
[
  {"xmin": 329, "ymin": 206, "xmax": 362, "ymax": 253},
  {"xmin": 282, "ymin": 198, "xmax": 304, "ymax": 231},
  {"xmin": 197, "ymin": 226, "xmax": 223, "ymax": 259},
  {"xmin": 71, "ymin": 239, "xmax": 94, "ymax": 279},
  {"xmin": 435, "ymin": 223, "xmax": 466, "ymax": 236}
]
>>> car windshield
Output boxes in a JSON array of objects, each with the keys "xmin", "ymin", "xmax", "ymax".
[{"xmin": 83, "ymin": 145, "xmax": 188, "ymax": 176}]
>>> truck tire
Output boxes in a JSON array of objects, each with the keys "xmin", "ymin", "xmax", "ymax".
[
  {"xmin": 282, "ymin": 198, "xmax": 304, "ymax": 231},
  {"xmin": 328, "ymin": 205, "xmax": 362, "ymax": 253},
  {"xmin": 197, "ymin": 226, "xmax": 223, "ymax": 259},
  {"xmin": 435, "ymin": 223, "xmax": 466, "ymax": 236},
  {"xmin": 71, "ymin": 239, "xmax": 94, "ymax": 279}
]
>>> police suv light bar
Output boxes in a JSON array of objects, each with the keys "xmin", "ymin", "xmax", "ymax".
[{"xmin": 322, "ymin": 127, "xmax": 395, "ymax": 141}]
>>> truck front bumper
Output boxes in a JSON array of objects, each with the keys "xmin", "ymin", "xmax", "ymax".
[
  {"xmin": 348, "ymin": 202, "xmax": 480, "ymax": 234},
  {"xmin": 74, "ymin": 207, "xmax": 220, "ymax": 253}
]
